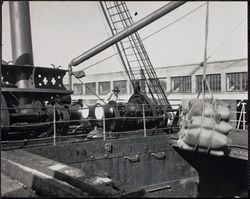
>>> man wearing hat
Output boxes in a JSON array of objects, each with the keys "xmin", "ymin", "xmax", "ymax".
[{"xmin": 105, "ymin": 86, "xmax": 120, "ymax": 103}]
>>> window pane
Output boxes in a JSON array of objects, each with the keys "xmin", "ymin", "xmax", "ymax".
[
  {"xmin": 171, "ymin": 76, "xmax": 191, "ymax": 93},
  {"xmin": 99, "ymin": 81, "xmax": 110, "ymax": 95},
  {"xmin": 242, "ymin": 72, "xmax": 248, "ymax": 91},
  {"xmin": 226, "ymin": 72, "xmax": 248, "ymax": 91},
  {"xmin": 114, "ymin": 80, "xmax": 127, "ymax": 94},
  {"xmin": 148, "ymin": 77, "xmax": 167, "ymax": 93},
  {"xmin": 139, "ymin": 79, "xmax": 146, "ymax": 93},
  {"xmin": 130, "ymin": 80, "xmax": 145, "ymax": 93},
  {"xmin": 129, "ymin": 78, "xmax": 166, "ymax": 94},
  {"xmin": 196, "ymin": 76, "xmax": 202, "ymax": 92},
  {"xmin": 85, "ymin": 82, "xmax": 96, "ymax": 95},
  {"xmin": 196, "ymin": 74, "xmax": 221, "ymax": 92},
  {"xmin": 73, "ymin": 84, "xmax": 83, "ymax": 95},
  {"xmin": 159, "ymin": 77, "xmax": 167, "ymax": 91}
]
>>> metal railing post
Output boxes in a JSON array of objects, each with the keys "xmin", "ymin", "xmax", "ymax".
[
  {"xmin": 103, "ymin": 107, "xmax": 106, "ymax": 141},
  {"xmin": 237, "ymin": 102, "xmax": 246, "ymax": 130},
  {"xmin": 242, "ymin": 102, "xmax": 246, "ymax": 130},
  {"xmin": 142, "ymin": 104, "xmax": 146, "ymax": 137},
  {"xmin": 237, "ymin": 113, "xmax": 242, "ymax": 129},
  {"xmin": 53, "ymin": 105, "xmax": 56, "ymax": 146}
]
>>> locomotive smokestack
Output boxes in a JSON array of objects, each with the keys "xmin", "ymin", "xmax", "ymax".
[{"xmin": 9, "ymin": 1, "xmax": 34, "ymax": 65}]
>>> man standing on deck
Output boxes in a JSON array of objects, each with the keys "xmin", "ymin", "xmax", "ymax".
[{"xmin": 105, "ymin": 86, "xmax": 120, "ymax": 103}]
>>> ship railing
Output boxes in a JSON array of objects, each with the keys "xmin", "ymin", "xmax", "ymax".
[
  {"xmin": 1, "ymin": 103, "xmax": 247, "ymax": 148},
  {"xmin": 1, "ymin": 103, "xmax": 180, "ymax": 147},
  {"xmin": 230, "ymin": 110, "xmax": 247, "ymax": 130}
]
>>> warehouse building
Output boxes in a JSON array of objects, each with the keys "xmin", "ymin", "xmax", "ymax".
[{"xmin": 67, "ymin": 58, "xmax": 247, "ymax": 106}]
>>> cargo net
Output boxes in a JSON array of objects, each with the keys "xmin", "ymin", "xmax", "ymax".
[{"xmin": 176, "ymin": 98, "xmax": 233, "ymax": 156}]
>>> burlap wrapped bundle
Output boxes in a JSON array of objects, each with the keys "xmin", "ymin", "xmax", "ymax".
[
  {"xmin": 178, "ymin": 98, "xmax": 232, "ymax": 154},
  {"xmin": 187, "ymin": 99, "xmax": 231, "ymax": 121},
  {"xmin": 180, "ymin": 127, "xmax": 228, "ymax": 149},
  {"xmin": 188, "ymin": 116, "xmax": 232, "ymax": 135}
]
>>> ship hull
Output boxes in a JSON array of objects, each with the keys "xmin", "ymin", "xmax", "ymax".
[
  {"xmin": 2, "ymin": 134, "xmax": 198, "ymax": 197},
  {"xmin": 173, "ymin": 146, "xmax": 248, "ymax": 198}
]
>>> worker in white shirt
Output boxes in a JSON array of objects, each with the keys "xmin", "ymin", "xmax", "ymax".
[{"xmin": 105, "ymin": 86, "xmax": 120, "ymax": 103}]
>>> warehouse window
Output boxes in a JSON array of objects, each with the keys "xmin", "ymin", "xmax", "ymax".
[
  {"xmin": 171, "ymin": 76, "xmax": 191, "ymax": 92},
  {"xmin": 85, "ymin": 82, "xmax": 96, "ymax": 95},
  {"xmin": 139, "ymin": 79, "xmax": 146, "ymax": 93},
  {"xmin": 148, "ymin": 77, "xmax": 167, "ymax": 93},
  {"xmin": 114, "ymin": 80, "xmax": 127, "ymax": 94},
  {"xmin": 196, "ymin": 74, "xmax": 221, "ymax": 92},
  {"xmin": 73, "ymin": 84, "xmax": 83, "ymax": 95},
  {"xmin": 159, "ymin": 77, "xmax": 167, "ymax": 91},
  {"xmin": 226, "ymin": 72, "xmax": 248, "ymax": 91},
  {"xmin": 129, "ymin": 79, "xmax": 148, "ymax": 93},
  {"xmin": 99, "ymin": 81, "xmax": 110, "ymax": 95}
]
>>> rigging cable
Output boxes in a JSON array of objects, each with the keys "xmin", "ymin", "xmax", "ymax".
[
  {"xmin": 194, "ymin": 1, "xmax": 210, "ymax": 152},
  {"xmin": 207, "ymin": 17, "xmax": 246, "ymax": 60},
  {"xmin": 82, "ymin": 2, "xmax": 207, "ymax": 71},
  {"xmin": 78, "ymin": 2, "xmax": 245, "ymax": 98},
  {"xmin": 83, "ymin": 13, "xmax": 246, "ymax": 97},
  {"xmin": 97, "ymin": 2, "xmax": 124, "ymax": 68},
  {"xmin": 82, "ymin": 3, "xmax": 245, "ymax": 73},
  {"xmin": 142, "ymin": 2, "xmax": 206, "ymax": 41},
  {"xmin": 165, "ymin": 14, "xmax": 246, "ymax": 96},
  {"xmin": 75, "ymin": 77, "xmax": 107, "ymax": 105}
]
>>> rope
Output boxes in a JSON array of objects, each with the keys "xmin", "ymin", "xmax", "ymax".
[
  {"xmin": 207, "ymin": 18, "xmax": 246, "ymax": 60},
  {"xmin": 75, "ymin": 78, "xmax": 107, "ymax": 105},
  {"xmin": 142, "ymin": 2, "xmax": 207, "ymax": 41},
  {"xmin": 194, "ymin": 1, "xmax": 209, "ymax": 151},
  {"xmin": 205, "ymin": 78, "xmax": 213, "ymax": 98},
  {"xmin": 205, "ymin": 100, "xmax": 217, "ymax": 153}
]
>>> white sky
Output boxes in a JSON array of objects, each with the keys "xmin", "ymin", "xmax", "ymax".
[{"xmin": 2, "ymin": 1, "xmax": 248, "ymax": 76}]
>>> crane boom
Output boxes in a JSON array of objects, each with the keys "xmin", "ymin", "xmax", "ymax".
[
  {"xmin": 68, "ymin": 1, "xmax": 186, "ymax": 90},
  {"xmin": 69, "ymin": 1, "xmax": 185, "ymax": 66}
]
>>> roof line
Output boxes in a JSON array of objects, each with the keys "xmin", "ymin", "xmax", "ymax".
[
  {"xmin": 91, "ymin": 58, "xmax": 247, "ymax": 76},
  {"xmin": 156, "ymin": 57, "xmax": 248, "ymax": 69}
]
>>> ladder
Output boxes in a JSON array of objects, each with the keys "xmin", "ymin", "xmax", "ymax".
[{"xmin": 100, "ymin": 1, "xmax": 170, "ymax": 107}]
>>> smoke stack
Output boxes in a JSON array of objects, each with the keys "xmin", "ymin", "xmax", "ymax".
[{"xmin": 9, "ymin": 1, "xmax": 34, "ymax": 65}]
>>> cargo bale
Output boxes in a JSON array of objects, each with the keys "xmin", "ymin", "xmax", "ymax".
[
  {"xmin": 216, "ymin": 121, "xmax": 233, "ymax": 135},
  {"xmin": 217, "ymin": 104, "xmax": 231, "ymax": 121},
  {"xmin": 189, "ymin": 116, "xmax": 215, "ymax": 129},
  {"xmin": 187, "ymin": 101, "xmax": 216, "ymax": 119},
  {"xmin": 176, "ymin": 138, "xmax": 225, "ymax": 156},
  {"xmin": 182, "ymin": 127, "xmax": 228, "ymax": 150},
  {"xmin": 188, "ymin": 116, "xmax": 232, "ymax": 135}
]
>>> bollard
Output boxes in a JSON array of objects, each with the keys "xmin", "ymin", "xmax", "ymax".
[
  {"xmin": 53, "ymin": 105, "xmax": 56, "ymax": 146},
  {"xmin": 142, "ymin": 104, "xmax": 146, "ymax": 137}
]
